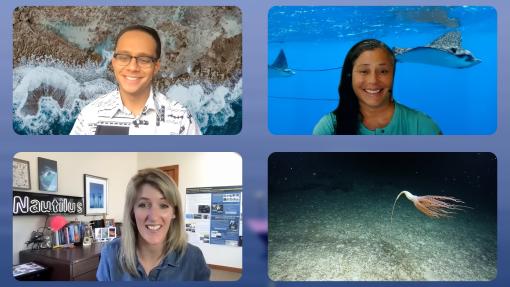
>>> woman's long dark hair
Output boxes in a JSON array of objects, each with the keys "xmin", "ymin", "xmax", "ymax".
[{"xmin": 333, "ymin": 39, "xmax": 396, "ymax": 134}]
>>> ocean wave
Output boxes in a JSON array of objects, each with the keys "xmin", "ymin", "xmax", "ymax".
[
  {"xmin": 13, "ymin": 62, "xmax": 242, "ymax": 135},
  {"xmin": 166, "ymin": 79, "xmax": 242, "ymax": 133}
]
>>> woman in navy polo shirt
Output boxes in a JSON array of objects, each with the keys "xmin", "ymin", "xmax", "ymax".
[{"xmin": 97, "ymin": 168, "xmax": 210, "ymax": 281}]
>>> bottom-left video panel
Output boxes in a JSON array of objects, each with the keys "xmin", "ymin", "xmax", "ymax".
[{"xmin": 12, "ymin": 152, "xmax": 242, "ymax": 281}]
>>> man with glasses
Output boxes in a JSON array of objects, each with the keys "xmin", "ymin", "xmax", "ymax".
[{"xmin": 70, "ymin": 25, "xmax": 201, "ymax": 135}]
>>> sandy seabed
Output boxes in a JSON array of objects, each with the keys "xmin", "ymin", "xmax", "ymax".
[{"xmin": 269, "ymin": 183, "xmax": 496, "ymax": 281}]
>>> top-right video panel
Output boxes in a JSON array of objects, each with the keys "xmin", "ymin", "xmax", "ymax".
[{"xmin": 268, "ymin": 6, "xmax": 496, "ymax": 135}]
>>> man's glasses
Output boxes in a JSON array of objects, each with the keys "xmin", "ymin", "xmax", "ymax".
[{"xmin": 113, "ymin": 53, "xmax": 157, "ymax": 68}]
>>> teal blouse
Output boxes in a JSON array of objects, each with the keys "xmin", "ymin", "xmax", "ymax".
[{"xmin": 312, "ymin": 102, "xmax": 442, "ymax": 135}]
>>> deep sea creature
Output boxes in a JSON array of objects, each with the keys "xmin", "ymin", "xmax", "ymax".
[{"xmin": 391, "ymin": 190, "xmax": 468, "ymax": 223}]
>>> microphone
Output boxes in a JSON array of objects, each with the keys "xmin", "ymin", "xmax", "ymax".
[{"xmin": 132, "ymin": 119, "xmax": 149, "ymax": 127}]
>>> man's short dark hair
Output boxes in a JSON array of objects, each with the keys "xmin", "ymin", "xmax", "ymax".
[{"xmin": 114, "ymin": 25, "xmax": 161, "ymax": 60}]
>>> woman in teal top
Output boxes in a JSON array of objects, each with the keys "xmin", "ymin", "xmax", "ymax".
[{"xmin": 313, "ymin": 39, "xmax": 441, "ymax": 135}]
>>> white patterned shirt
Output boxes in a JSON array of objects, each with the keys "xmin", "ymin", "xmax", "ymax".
[{"xmin": 70, "ymin": 89, "xmax": 201, "ymax": 135}]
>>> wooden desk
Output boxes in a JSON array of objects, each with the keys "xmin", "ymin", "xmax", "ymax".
[{"xmin": 19, "ymin": 243, "xmax": 105, "ymax": 281}]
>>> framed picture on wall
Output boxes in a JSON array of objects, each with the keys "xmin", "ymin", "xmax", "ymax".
[
  {"xmin": 13, "ymin": 158, "xmax": 31, "ymax": 190},
  {"xmin": 84, "ymin": 174, "xmax": 108, "ymax": 215},
  {"xmin": 38, "ymin": 157, "xmax": 58, "ymax": 192}
]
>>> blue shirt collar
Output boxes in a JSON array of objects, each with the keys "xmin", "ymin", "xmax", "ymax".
[
  {"xmin": 160, "ymin": 250, "xmax": 180, "ymax": 267},
  {"xmin": 135, "ymin": 249, "xmax": 181, "ymax": 277}
]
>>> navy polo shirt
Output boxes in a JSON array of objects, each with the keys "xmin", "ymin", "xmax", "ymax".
[{"xmin": 96, "ymin": 238, "xmax": 210, "ymax": 281}]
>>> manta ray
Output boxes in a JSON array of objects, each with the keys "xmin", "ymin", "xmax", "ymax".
[
  {"xmin": 393, "ymin": 31, "xmax": 481, "ymax": 68},
  {"xmin": 268, "ymin": 49, "xmax": 296, "ymax": 78}
]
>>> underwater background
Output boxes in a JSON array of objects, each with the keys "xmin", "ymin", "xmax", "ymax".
[
  {"xmin": 12, "ymin": 6, "xmax": 242, "ymax": 135},
  {"xmin": 268, "ymin": 152, "xmax": 497, "ymax": 281},
  {"xmin": 268, "ymin": 6, "xmax": 496, "ymax": 135}
]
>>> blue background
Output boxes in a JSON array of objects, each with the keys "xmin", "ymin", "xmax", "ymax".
[
  {"xmin": 268, "ymin": 6, "xmax": 497, "ymax": 135},
  {"xmin": 89, "ymin": 183, "xmax": 104, "ymax": 209},
  {"xmin": 1, "ymin": 0, "xmax": 509, "ymax": 287}
]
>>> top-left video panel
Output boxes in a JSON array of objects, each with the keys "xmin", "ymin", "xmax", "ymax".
[{"xmin": 13, "ymin": 6, "xmax": 242, "ymax": 135}]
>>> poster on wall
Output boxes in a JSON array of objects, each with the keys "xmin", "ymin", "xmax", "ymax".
[
  {"xmin": 84, "ymin": 174, "xmax": 108, "ymax": 215},
  {"xmin": 13, "ymin": 158, "xmax": 31, "ymax": 190},
  {"xmin": 37, "ymin": 157, "xmax": 58, "ymax": 192},
  {"xmin": 210, "ymin": 191, "xmax": 241, "ymax": 246},
  {"xmin": 185, "ymin": 186, "xmax": 242, "ymax": 247},
  {"xmin": 185, "ymin": 192, "xmax": 212, "ymax": 245}
]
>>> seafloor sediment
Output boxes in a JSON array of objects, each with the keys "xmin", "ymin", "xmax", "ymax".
[{"xmin": 269, "ymin": 181, "xmax": 496, "ymax": 281}]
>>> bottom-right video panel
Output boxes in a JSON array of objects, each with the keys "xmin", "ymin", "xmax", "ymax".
[{"xmin": 268, "ymin": 152, "xmax": 496, "ymax": 281}]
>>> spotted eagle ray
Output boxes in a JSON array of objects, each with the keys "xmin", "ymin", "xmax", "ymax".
[
  {"xmin": 393, "ymin": 31, "xmax": 481, "ymax": 68},
  {"xmin": 269, "ymin": 49, "xmax": 342, "ymax": 78},
  {"xmin": 268, "ymin": 49, "xmax": 296, "ymax": 78}
]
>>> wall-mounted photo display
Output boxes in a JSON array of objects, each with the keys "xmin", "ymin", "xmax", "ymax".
[
  {"xmin": 37, "ymin": 157, "xmax": 57, "ymax": 192},
  {"xmin": 84, "ymin": 174, "xmax": 108, "ymax": 215},
  {"xmin": 185, "ymin": 186, "xmax": 242, "ymax": 247},
  {"xmin": 268, "ymin": 152, "xmax": 497, "ymax": 281},
  {"xmin": 13, "ymin": 158, "xmax": 31, "ymax": 190}
]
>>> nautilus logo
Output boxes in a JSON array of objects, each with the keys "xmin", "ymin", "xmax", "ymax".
[{"xmin": 13, "ymin": 195, "xmax": 83, "ymax": 215}]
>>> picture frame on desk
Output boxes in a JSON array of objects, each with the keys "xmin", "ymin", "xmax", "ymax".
[
  {"xmin": 13, "ymin": 158, "xmax": 31, "ymax": 190},
  {"xmin": 103, "ymin": 218, "xmax": 114, "ymax": 227},
  {"xmin": 94, "ymin": 227, "xmax": 116, "ymax": 242},
  {"xmin": 108, "ymin": 227, "xmax": 116, "ymax": 240},
  {"xmin": 94, "ymin": 227, "xmax": 108, "ymax": 242},
  {"xmin": 84, "ymin": 174, "xmax": 107, "ymax": 215}
]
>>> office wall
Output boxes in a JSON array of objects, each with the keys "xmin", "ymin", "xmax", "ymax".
[
  {"xmin": 12, "ymin": 152, "xmax": 138, "ymax": 265},
  {"xmin": 13, "ymin": 152, "xmax": 243, "ymax": 269},
  {"xmin": 137, "ymin": 152, "xmax": 243, "ymax": 269}
]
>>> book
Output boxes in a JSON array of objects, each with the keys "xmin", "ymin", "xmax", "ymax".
[{"xmin": 13, "ymin": 262, "xmax": 46, "ymax": 278}]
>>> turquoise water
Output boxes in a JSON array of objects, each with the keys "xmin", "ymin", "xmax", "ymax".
[{"xmin": 268, "ymin": 7, "xmax": 497, "ymax": 135}]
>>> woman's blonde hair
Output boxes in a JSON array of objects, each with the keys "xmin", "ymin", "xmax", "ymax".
[{"xmin": 120, "ymin": 168, "xmax": 187, "ymax": 277}]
